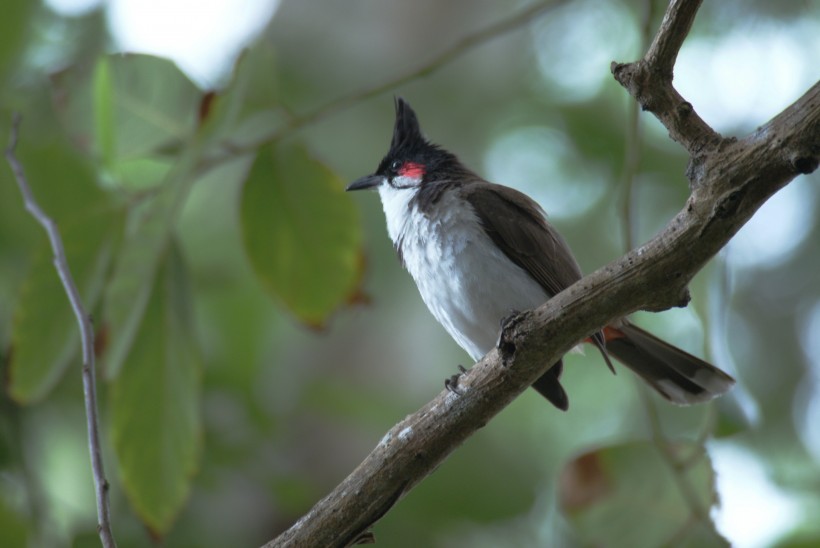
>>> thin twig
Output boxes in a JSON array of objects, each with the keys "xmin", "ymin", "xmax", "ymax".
[
  {"xmin": 285, "ymin": 0, "xmax": 561, "ymax": 131},
  {"xmin": 204, "ymin": 0, "xmax": 564, "ymax": 166},
  {"xmin": 611, "ymin": 0, "xmax": 721, "ymax": 158},
  {"xmin": 5, "ymin": 114, "xmax": 116, "ymax": 548}
]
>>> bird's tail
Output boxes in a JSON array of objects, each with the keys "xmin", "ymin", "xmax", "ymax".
[
  {"xmin": 603, "ymin": 322, "xmax": 735, "ymax": 405},
  {"xmin": 532, "ymin": 360, "xmax": 569, "ymax": 411}
]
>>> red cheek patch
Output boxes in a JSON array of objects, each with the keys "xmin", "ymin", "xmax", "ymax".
[{"xmin": 399, "ymin": 162, "xmax": 425, "ymax": 179}]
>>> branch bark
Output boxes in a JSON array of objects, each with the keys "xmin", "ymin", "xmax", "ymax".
[{"xmin": 265, "ymin": 0, "xmax": 820, "ymax": 545}]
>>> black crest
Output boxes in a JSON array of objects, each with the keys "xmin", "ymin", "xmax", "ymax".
[
  {"xmin": 391, "ymin": 97, "xmax": 426, "ymax": 153},
  {"xmin": 377, "ymin": 98, "xmax": 470, "ymax": 182},
  {"xmin": 382, "ymin": 97, "xmax": 432, "ymax": 167}
]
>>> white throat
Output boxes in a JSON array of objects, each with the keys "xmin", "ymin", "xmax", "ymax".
[
  {"xmin": 376, "ymin": 181, "xmax": 550, "ymax": 361},
  {"xmin": 377, "ymin": 176, "xmax": 418, "ymax": 245}
]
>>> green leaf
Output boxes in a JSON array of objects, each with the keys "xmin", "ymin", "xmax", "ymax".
[
  {"xmin": 110, "ymin": 242, "xmax": 201, "ymax": 536},
  {"xmin": 103, "ymin": 140, "xmax": 203, "ymax": 379},
  {"xmin": 0, "ymin": 494, "xmax": 28, "ymax": 548},
  {"xmin": 103, "ymin": 54, "xmax": 198, "ymax": 159},
  {"xmin": 93, "ymin": 55, "xmax": 115, "ymax": 168},
  {"xmin": 7, "ymin": 141, "xmax": 120, "ymax": 403},
  {"xmin": 109, "ymin": 156, "xmax": 176, "ymax": 191},
  {"xmin": 559, "ymin": 441, "xmax": 726, "ymax": 548},
  {"xmin": 55, "ymin": 55, "xmax": 208, "ymax": 379},
  {"xmin": 196, "ymin": 42, "xmax": 283, "ymax": 140},
  {"xmin": 9, "ymin": 210, "xmax": 119, "ymax": 403},
  {"xmin": 52, "ymin": 53, "xmax": 200, "ymax": 190},
  {"xmin": 194, "ymin": 42, "xmax": 288, "ymax": 165},
  {"xmin": 0, "ymin": 0, "xmax": 33, "ymax": 86},
  {"xmin": 240, "ymin": 142, "xmax": 364, "ymax": 327}
]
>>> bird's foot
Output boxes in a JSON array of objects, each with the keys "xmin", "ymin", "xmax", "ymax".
[
  {"xmin": 499, "ymin": 309, "xmax": 523, "ymax": 332},
  {"xmin": 444, "ymin": 365, "xmax": 468, "ymax": 396},
  {"xmin": 497, "ymin": 309, "xmax": 524, "ymax": 364}
]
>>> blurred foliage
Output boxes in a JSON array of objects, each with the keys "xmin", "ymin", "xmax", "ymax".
[
  {"xmin": 559, "ymin": 442, "xmax": 724, "ymax": 547},
  {"xmin": 241, "ymin": 141, "xmax": 363, "ymax": 327},
  {"xmin": 8, "ymin": 139, "xmax": 118, "ymax": 402},
  {"xmin": 0, "ymin": 0, "xmax": 818, "ymax": 547}
]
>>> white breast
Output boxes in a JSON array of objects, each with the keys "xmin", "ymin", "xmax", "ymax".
[{"xmin": 378, "ymin": 184, "xmax": 549, "ymax": 361}]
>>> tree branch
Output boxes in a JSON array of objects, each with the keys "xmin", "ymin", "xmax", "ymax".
[
  {"xmin": 5, "ymin": 115, "xmax": 117, "ymax": 548},
  {"xmin": 611, "ymin": 0, "xmax": 721, "ymax": 160},
  {"xmin": 264, "ymin": 0, "xmax": 820, "ymax": 544},
  {"xmin": 644, "ymin": 0, "xmax": 701, "ymax": 74}
]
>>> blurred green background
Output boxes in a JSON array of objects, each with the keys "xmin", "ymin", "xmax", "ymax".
[{"xmin": 1, "ymin": 0, "xmax": 819, "ymax": 546}]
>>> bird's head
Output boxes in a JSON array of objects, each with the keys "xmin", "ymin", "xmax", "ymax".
[{"xmin": 347, "ymin": 98, "xmax": 464, "ymax": 193}]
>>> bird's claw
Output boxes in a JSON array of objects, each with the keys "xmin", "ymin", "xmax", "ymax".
[{"xmin": 444, "ymin": 365, "xmax": 468, "ymax": 396}]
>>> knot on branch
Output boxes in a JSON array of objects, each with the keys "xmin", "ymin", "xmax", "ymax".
[
  {"xmin": 610, "ymin": 61, "xmax": 631, "ymax": 82},
  {"xmin": 611, "ymin": 61, "xmax": 654, "ymax": 112},
  {"xmin": 791, "ymin": 153, "xmax": 819, "ymax": 175},
  {"xmin": 676, "ymin": 101, "xmax": 693, "ymax": 119},
  {"xmin": 715, "ymin": 189, "xmax": 744, "ymax": 219}
]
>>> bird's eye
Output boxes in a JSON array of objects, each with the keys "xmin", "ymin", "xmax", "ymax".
[{"xmin": 390, "ymin": 159, "xmax": 402, "ymax": 172}]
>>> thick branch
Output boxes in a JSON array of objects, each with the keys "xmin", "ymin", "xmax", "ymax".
[
  {"xmin": 265, "ymin": 1, "xmax": 820, "ymax": 545},
  {"xmin": 5, "ymin": 115, "xmax": 117, "ymax": 548}
]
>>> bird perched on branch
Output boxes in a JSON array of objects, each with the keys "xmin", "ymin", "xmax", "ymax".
[{"xmin": 347, "ymin": 98, "xmax": 734, "ymax": 410}]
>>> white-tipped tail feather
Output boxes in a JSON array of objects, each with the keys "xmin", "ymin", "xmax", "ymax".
[{"xmin": 605, "ymin": 322, "xmax": 735, "ymax": 405}]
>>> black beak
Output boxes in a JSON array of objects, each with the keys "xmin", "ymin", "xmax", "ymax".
[{"xmin": 346, "ymin": 174, "xmax": 382, "ymax": 192}]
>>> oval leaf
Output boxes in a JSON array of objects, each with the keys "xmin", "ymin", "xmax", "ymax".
[
  {"xmin": 52, "ymin": 53, "xmax": 200, "ymax": 189},
  {"xmin": 102, "ymin": 142, "xmax": 202, "ymax": 379},
  {"xmin": 110, "ymin": 244, "xmax": 201, "ymax": 536},
  {"xmin": 71, "ymin": 53, "xmax": 200, "ymax": 156},
  {"xmin": 9, "ymin": 213, "xmax": 118, "ymax": 403},
  {"xmin": 8, "ymin": 141, "xmax": 119, "ymax": 403},
  {"xmin": 240, "ymin": 142, "xmax": 363, "ymax": 327}
]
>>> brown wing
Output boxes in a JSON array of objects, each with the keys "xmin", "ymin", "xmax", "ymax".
[
  {"xmin": 464, "ymin": 181, "xmax": 615, "ymax": 376},
  {"xmin": 463, "ymin": 182, "xmax": 583, "ymax": 297}
]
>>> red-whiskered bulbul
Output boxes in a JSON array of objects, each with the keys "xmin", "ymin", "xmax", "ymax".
[{"xmin": 347, "ymin": 98, "xmax": 735, "ymax": 410}]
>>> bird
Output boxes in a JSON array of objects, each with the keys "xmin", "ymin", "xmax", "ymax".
[{"xmin": 346, "ymin": 97, "xmax": 735, "ymax": 411}]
